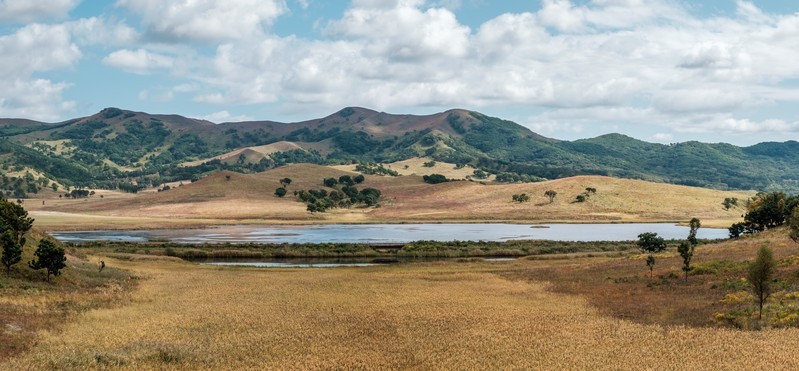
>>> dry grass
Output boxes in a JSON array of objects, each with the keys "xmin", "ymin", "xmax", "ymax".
[
  {"xmin": 0, "ymin": 231, "xmax": 136, "ymax": 360},
  {"xmin": 332, "ymin": 157, "xmax": 492, "ymax": 180},
  {"xmin": 22, "ymin": 164, "xmax": 751, "ymax": 230},
  {"xmin": 4, "ymin": 249, "xmax": 799, "ymax": 369}
]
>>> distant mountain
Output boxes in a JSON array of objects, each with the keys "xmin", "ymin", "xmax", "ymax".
[{"xmin": 0, "ymin": 106, "xmax": 797, "ymax": 197}]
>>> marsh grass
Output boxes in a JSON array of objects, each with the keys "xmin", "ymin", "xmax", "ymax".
[{"xmin": 4, "ymin": 256, "xmax": 799, "ymax": 369}]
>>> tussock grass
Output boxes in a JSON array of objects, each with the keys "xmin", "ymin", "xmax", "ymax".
[{"xmin": 4, "ymin": 251, "xmax": 799, "ymax": 369}]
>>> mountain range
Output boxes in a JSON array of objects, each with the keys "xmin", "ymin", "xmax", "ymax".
[{"xmin": 1, "ymin": 106, "xmax": 797, "ymax": 197}]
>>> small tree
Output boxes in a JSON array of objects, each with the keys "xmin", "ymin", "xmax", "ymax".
[
  {"xmin": 29, "ymin": 239, "xmax": 67, "ymax": 282},
  {"xmin": 323, "ymin": 178, "xmax": 338, "ymax": 187},
  {"xmin": 512, "ymin": 194, "xmax": 530, "ymax": 203},
  {"xmin": 585, "ymin": 187, "xmax": 597, "ymax": 194},
  {"xmin": 575, "ymin": 194, "xmax": 586, "ymax": 203},
  {"xmin": 687, "ymin": 217, "xmax": 701, "ymax": 246},
  {"xmin": 637, "ymin": 232, "xmax": 666, "ymax": 279},
  {"xmin": 275, "ymin": 187, "xmax": 287, "ymax": 198},
  {"xmin": 353, "ymin": 174, "xmax": 365, "ymax": 184},
  {"xmin": 279, "ymin": 178, "xmax": 292, "ymax": 187},
  {"xmin": 544, "ymin": 190, "xmax": 557, "ymax": 204},
  {"xmin": 678, "ymin": 218, "xmax": 702, "ymax": 282},
  {"xmin": 747, "ymin": 246, "xmax": 776, "ymax": 320}
]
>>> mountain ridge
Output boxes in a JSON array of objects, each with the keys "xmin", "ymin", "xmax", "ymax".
[{"xmin": 0, "ymin": 106, "xmax": 797, "ymax": 196}]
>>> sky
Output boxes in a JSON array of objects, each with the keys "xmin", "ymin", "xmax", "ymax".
[{"xmin": 1, "ymin": 0, "xmax": 799, "ymax": 146}]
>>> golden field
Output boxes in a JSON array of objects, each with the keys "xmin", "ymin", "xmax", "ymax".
[
  {"xmin": 22, "ymin": 163, "xmax": 751, "ymax": 230},
  {"xmin": 4, "ymin": 243, "xmax": 799, "ymax": 370}
]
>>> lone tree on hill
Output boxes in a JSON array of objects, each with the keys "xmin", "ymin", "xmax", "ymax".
[
  {"xmin": 637, "ymin": 232, "xmax": 666, "ymax": 279},
  {"xmin": 748, "ymin": 246, "xmax": 776, "ymax": 320},
  {"xmin": 29, "ymin": 239, "xmax": 67, "ymax": 282},
  {"xmin": 280, "ymin": 178, "xmax": 292, "ymax": 187},
  {"xmin": 678, "ymin": 218, "xmax": 702, "ymax": 282},
  {"xmin": 274, "ymin": 187, "xmax": 287, "ymax": 198},
  {"xmin": 544, "ymin": 190, "xmax": 557, "ymax": 204}
]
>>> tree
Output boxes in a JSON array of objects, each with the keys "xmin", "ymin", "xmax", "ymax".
[
  {"xmin": 747, "ymin": 246, "xmax": 776, "ymax": 320},
  {"xmin": 637, "ymin": 232, "xmax": 666, "ymax": 279},
  {"xmin": 789, "ymin": 207, "xmax": 799, "ymax": 244},
  {"xmin": 279, "ymin": 178, "xmax": 292, "ymax": 187},
  {"xmin": 585, "ymin": 187, "xmax": 597, "ymax": 194},
  {"xmin": 423, "ymin": 174, "xmax": 448, "ymax": 184},
  {"xmin": 338, "ymin": 175, "xmax": 354, "ymax": 186},
  {"xmin": 28, "ymin": 239, "xmax": 67, "ymax": 282},
  {"xmin": 687, "ymin": 217, "xmax": 701, "ymax": 246},
  {"xmin": 678, "ymin": 218, "xmax": 701, "ymax": 282},
  {"xmin": 274, "ymin": 187, "xmax": 287, "ymax": 198},
  {"xmin": 323, "ymin": 178, "xmax": 338, "ymax": 187},
  {"xmin": 1, "ymin": 229, "xmax": 21, "ymax": 273},
  {"xmin": 512, "ymin": 194, "xmax": 530, "ymax": 203},
  {"xmin": 575, "ymin": 194, "xmax": 586, "ymax": 203},
  {"xmin": 353, "ymin": 174, "xmax": 365, "ymax": 184},
  {"xmin": 0, "ymin": 199, "xmax": 33, "ymax": 273},
  {"xmin": 544, "ymin": 190, "xmax": 557, "ymax": 204},
  {"xmin": 722, "ymin": 197, "xmax": 738, "ymax": 210}
]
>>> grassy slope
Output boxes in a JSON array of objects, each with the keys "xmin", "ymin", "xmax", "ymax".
[
  {"xmin": 22, "ymin": 164, "xmax": 752, "ymax": 229},
  {"xmin": 0, "ymin": 228, "xmax": 135, "ymax": 360},
  {"xmin": 3, "ymin": 232, "xmax": 799, "ymax": 368}
]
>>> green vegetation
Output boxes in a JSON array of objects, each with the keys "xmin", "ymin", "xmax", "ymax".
[
  {"xmin": 0, "ymin": 199, "xmax": 33, "ymax": 272},
  {"xmin": 293, "ymin": 176, "xmax": 382, "ymax": 212},
  {"xmin": 354, "ymin": 163, "xmax": 399, "ymax": 176},
  {"xmin": 28, "ymin": 239, "xmax": 67, "ymax": 282},
  {"xmin": 729, "ymin": 192, "xmax": 799, "ymax": 238},
  {"xmin": 512, "ymin": 194, "xmax": 530, "ymax": 203},
  {"xmin": 423, "ymin": 174, "xmax": 449, "ymax": 184}
]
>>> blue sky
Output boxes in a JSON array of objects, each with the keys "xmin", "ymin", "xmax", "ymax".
[{"xmin": 2, "ymin": 0, "xmax": 799, "ymax": 146}]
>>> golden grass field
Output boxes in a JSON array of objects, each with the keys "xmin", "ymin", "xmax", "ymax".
[
  {"xmin": 4, "ymin": 240, "xmax": 799, "ymax": 370},
  {"xmin": 22, "ymin": 163, "xmax": 752, "ymax": 230}
]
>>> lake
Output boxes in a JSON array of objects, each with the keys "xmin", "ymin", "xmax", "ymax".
[{"xmin": 50, "ymin": 223, "xmax": 729, "ymax": 244}]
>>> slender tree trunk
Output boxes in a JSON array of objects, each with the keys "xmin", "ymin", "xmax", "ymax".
[
  {"xmin": 759, "ymin": 293, "xmax": 764, "ymax": 320},
  {"xmin": 684, "ymin": 270, "xmax": 688, "ymax": 282},
  {"xmin": 649, "ymin": 267, "xmax": 653, "ymax": 279}
]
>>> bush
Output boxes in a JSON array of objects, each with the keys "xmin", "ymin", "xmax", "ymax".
[{"xmin": 423, "ymin": 174, "xmax": 449, "ymax": 184}]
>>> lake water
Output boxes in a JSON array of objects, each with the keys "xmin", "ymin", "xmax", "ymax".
[{"xmin": 50, "ymin": 223, "xmax": 729, "ymax": 244}]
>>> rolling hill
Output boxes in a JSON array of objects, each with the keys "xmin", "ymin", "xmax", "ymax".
[
  {"xmin": 24, "ymin": 163, "xmax": 751, "ymax": 229},
  {"xmin": 1, "ymin": 107, "xmax": 798, "ymax": 198}
]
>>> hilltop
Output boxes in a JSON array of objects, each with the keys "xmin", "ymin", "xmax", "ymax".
[
  {"xmin": 1, "ymin": 107, "xmax": 798, "ymax": 199},
  {"xmin": 24, "ymin": 163, "xmax": 750, "ymax": 230}
]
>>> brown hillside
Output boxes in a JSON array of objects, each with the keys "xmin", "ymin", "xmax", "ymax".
[{"xmin": 26, "ymin": 165, "xmax": 751, "ymax": 229}]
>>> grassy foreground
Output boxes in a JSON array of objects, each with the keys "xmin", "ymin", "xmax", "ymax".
[{"xmin": 4, "ymin": 247, "xmax": 799, "ymax": 369}]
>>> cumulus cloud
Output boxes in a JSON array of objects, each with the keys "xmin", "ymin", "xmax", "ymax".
[
  {"xmin": 116, "ymin": 0, "xmax": 288, "ymax": 42},
  {"xmin": 103, "ymin": 49, "xmax": 174, "ymax": 74},
  {"xmin": 0, "ymin": 0, "xmax": 79, "ymax": 23},
  {"xmin": 0, "ymin": 18, "xmax": 140, "ymax": 119}
]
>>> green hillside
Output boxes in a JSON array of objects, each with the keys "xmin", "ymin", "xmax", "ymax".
[{"xmin": 0, "ymin": 107, "xmax": 797, "ymax": 197}]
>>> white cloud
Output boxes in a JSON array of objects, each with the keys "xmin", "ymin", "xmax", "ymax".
[
  {"xmin": 326, "ymin": 1, "xmax": 470, "ymax": 61},
  {"xmin": 87, "ymin": 0, "xmax": 799, "ymax": 140},
  {"xmin": 651, "ymin": 133, "xmax": 673, "ymax": 142},
  {"xmin": 103, "ymin": 49, "xmax": 174, "ymax": 74},
  {"xmin": 0, "ymin": 79, "xmax": 75, "ymax": 120},
  {"xmin": 198, "ymin": 110, "xmax": 254, "ymax": 123},
  {"xmin": 116, "ymin": 0, "xmax": 288, "ymax": 42},
  {"xmin": 0, "ymin": 0, "xmax": 79, "ymax": 23}
]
